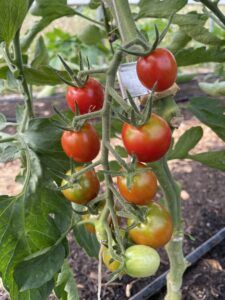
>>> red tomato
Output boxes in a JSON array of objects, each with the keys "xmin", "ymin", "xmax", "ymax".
[
  {"xmin": 61, "ymin": 123, "xmax": 100, "ymax": 163},
  {"xmin": 61, "ymin": 167, "xmax": 100, "ymax": 205},
  {"xmin": 117, "ymin": 163, "xmax": 157, "ymax": 205},
  {"xmin": 122, "ymin": 113, "xmax": 171, "ymax": 163},
  {"xmin": 66, "ymin": 77, "xmax": 104, "ymax": 114},
  {"xmin": 136, "ymin": 48, "xmax": 177, "ymax": 92},
  {"xmin": 127, "ymin": 202, "xmax": 173, "ymax": 249}
]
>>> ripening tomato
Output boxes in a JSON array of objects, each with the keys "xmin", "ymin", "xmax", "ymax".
[
  {"xmin": 136, "ymin": 48, "xmax": 177, "ymax": 92},
  {"xmin": 122, "ymin": 113, "xmax": 171, "ymax": 163},
  {"xmin": 61, "ymin": 123, "xmax": 100, "ymax": 163},
  {"xmin": 66, "ymin": 77, "xmax": 104, "ymax": 114},
  {"xmin": 125, "ymin": 245, "xmax": 160, "ymax": 278},
  {"xmin": 61, "ymin": 167, "xmax": 100, "ymax": 205},
  {"xmin": 117, "ymin": 163, "xmax": 157, "ymax": 205},
  {"xmin": 128, "ymin": 202, "xmax": 173, "ymax": 249},
  {"xmin": 102, "ymin": 246, "xmax": 121, "ymax": 272}
]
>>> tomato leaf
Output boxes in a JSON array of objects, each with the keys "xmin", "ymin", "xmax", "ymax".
[
  {"xmin": 188, "ymin": 150, "xmax": 225, "ymax": 171},
  {"xmin": 168, "ymin": 126, "xmax": 203, "ymax": 160},
  {"xmin": 73, "ymin": 225, "xmax": 99, "ymax": 258},
  {"xmin": 176, "ymin": 47, "xmax": 225, "ymax": 66},
  {"xmin": 31, "ymin": 36, "xmax": 49, "ymax": 68},
  {"xmin": 0, "ymin": 0, "xmax": 29, "ymax": 44},
  {"xmin": 14, "ymin": 243, "xmax": 66, "ymax": 291},
  {"xmin": 54, "ymin": 260, "xmax": 79, "ymax": 300},
  {"xmin": 0, "ymin": 185, "xmax": 72, "ymax": 298},
  {"xmin": 188, "ymin": 97, "xmax": 225, "ymax": 141},
  {"xmin": 115, "ymin": 146, "xmax": 128, "ymax": 158},
  {"xmin": 138, "ymin": 0, "xmax": 187, "ymax": 18}
]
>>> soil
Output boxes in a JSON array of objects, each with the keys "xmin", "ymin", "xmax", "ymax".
[{"xmin": 0, "ymin": 78, "xmax": 225, "ymax": 300}]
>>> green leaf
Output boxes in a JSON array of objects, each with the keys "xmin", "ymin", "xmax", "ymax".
[
  {"xmin": 173, "ymin": 13, "xmax": 223, "ymax": 46},
  {"xmin": 169, "ymin": 127, "xmax": 203, "ymax": 160},
  {"xmin": 115, "ymin": 146, "xmax": 128, "ymax": 158},
  {"xmin": 0, "ymin": 145, "xmax": 19, "ymax": 163},
  {"xmin": 0, "ymin": 113, "xmax": 7, "ymax": 130},
  {"xmin": 78, "ymin": 25, "xmax": 105, "ymax": 45},
  {"xmin": 14, "ymin": 243, "xmax": 66, "ymax": 291},
  {"xmin": 138, "ymin": 0, "xmax": 187, "ymax": 18},
  {"xmin": 0, "ymin": 185, "xmax": 72, "ymax": 298},
  {"xmin": 199, "ymin": 81, "xmax": 225, "ymax": 97},
  {"xmin": 189, "ymin": 150, "xmax": 225, "ymax": 171},
  {"xmin": 73, "ymin": 223, "xmax": 99, "ymax": 258},
  {"xmin": 168, "ymin": 31, "xmax": 191, "ymax": 52},
  {"xmin": 176, "ymin": 47, "xmax": 225, "ymax": 66},
  {"xmin": 55, "ymin": 260, "xmax": 79, "ymax": 300},
  {"xmin": 97, "ymin": 170, "xmax": 105, "ymax": 182},
  {"xmin": 109, "ymin": 160, "xmax": 121, "ymax": 172},
  {"xmin": 31, "ymin": 36, "xmax": 49, "ymax": 68},
  {"xmin": 0, "ymin": 0, "xmax": 29, "ymax": 43},
  {"xmin": 188, "ymin": 97, "xmax": 225, "ymax": 141}
]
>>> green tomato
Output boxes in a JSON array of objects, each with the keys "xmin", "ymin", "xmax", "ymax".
[{"xmin": 125, "ymin": 245, "xmax": 160, "ymax": 278}]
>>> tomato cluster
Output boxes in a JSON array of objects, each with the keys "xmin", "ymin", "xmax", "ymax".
[{"xmin": 59, "ymin": 50, "xmax": 176, "ymax": 279}]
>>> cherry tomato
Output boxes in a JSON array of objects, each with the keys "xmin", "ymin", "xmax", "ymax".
[
  {"xmin": 66, "ymin": 77, "xmax": 104, "ymax": 114},
  {"xmin": 117, "ymin": 163, "xmax": 157, "ymax": 205},
  {"xmin": 82, "ymin": 203, "xmax": 105, "ymax": 233},
  {"xmin": 125, "ymin": 245, "xmax": 160, "ymax": 278},
  {"xmin": 136, "ymin": 48, "xmax": 177, "ymax": 92},
  {"xmin": 122, "ymin": 113, "xmax": 171, "ymax": 163},
  {"xmin": 127, "ymin": 202, "xmax": 173, "ymax": 249},
  {"xmin": 61, "ymin": 123, "xmax": 100, "ymax": 163},
  {"xmin": 102, "ymin": 246, "xmax": 121, "ymax": 272},
  {"xmin": 61, "ymin": 167, "xmax": 100, "ymax": 205}
]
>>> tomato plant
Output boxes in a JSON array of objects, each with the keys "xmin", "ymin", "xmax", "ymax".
[
  {"xmin": 122, "ymin": 113, "xmax": 172, "ymax": 162},
  {"xmin": 66, "ymin": 77, "xmax": 104, "ymax": 114},
  {"xmin": 117, "ymin": 163, "xmax": 157, "ymax": 205},
  {"xmin": 61, "ymin": 167, "xmax": 100, "ymax": 205},
  {"xmin": 136, "ymin": 48, "xmax": 177, "ymax": 92},
  {"xmin": 1, "ymin": 0, "xmax": 225, "ymax": 299},
  {"xmin": 128, "ymin": 202, "xmax": 173, "ymax": 248},
  {"xmin": 61, "ymin": 123, "xmax": 100, "ymax": 162}
]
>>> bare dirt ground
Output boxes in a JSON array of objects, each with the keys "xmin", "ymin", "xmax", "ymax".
[{"xmin": 0, "ymin": 78, "xmax": 225, "ymax": 299}]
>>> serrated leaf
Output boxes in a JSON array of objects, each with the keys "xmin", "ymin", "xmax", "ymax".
[
  {"xmin": 0, "ymin": 0, "xmax": 29, "ymax": 44},
  {"xmin": 0, "ymin": 185, "xmax": 72, "ymax": 298},
  {"xmin": 189, "ymin": 150, "xmax": 225, "ymax": 171},
  {"xmin": 0, "ymin": 145, "xmax": 19, "ymax": 162},
  {"xmin": 169, "ymin": 127, "xmax": 203, "ymax": 160},
  {"xmin": 176, "ymin": 47, "xmax": 225, "ymax": 66},
  {"xmin": 138, "ymin": 0, "xmax": 187, "ymax": 18},
  {"xmin": 0, "ymin": 113, "xmax": 7, "ymax": 130},
  {"xmin": 115, "ymin": 146, "xmax": 128, "ymax": 158},
  {"xmin": 188, "ymin": 97, "xmax": 225, "ymax": 141},
  {"xmin": 55, "ymin": 260, "xmax": 79, "ymax": 300},
  {"xmin": 14, "ymin": 243, "xmax": 66, "ymax": 291},
  {"xmin": 73, "ymin": 224, "xmax": 99, "ymax": 258},
  {"xmin": 31, "ymin": 36, "xmax": 49, "ymax": 68}
]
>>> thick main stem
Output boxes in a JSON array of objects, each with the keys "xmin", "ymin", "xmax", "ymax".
[{"xmin": 152, "ymin": 158, "xmax": 188, "ymax": 300}]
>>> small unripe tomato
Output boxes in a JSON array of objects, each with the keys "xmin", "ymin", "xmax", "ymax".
[
  {"xmin": 117, "ymin": 163, "xmax": 157, "ymax": 205},
  {"xmin": 127, "ymin": 202, "xmax": 173, "ymax": 249},
  {"xmin": 125, "ymin": 245, "xmax": 160, "ymax": 278},
  {"xmin": 122, "ymin": 113, "xmax": 171, "ymax": 163},
  {"xmin": 136, "ymin": 48, "xmax": 177, "ymax": 92},
  {"xmin": 61, "ymin": 167, "xmax": 100, "ymax": 205}
]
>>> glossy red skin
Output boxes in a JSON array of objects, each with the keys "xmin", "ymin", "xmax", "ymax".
[
  {"xmin": 136, "ymin": 48, "xmax": 177, "ymax": 92},
  {"xmin": 117, "ymin": 163, "xmax": 157, "ymax": 205},
  {"xmin": 61, "ymin": 123, "xmax": 100, "ymax": 163},
  {"xmin": 122, "ymin": 113, "xmax": 171, "ymax": 163},
  {"xmin": 66, "ymin": 77, "xmax": 104, "ymax": 114},
  {"xmin": 61, "ymin": 167, "xmax": 100, "ymax": 205},
  {"xmin": 128, "ymin": 202, "xmax": 173, "ymax": 249}
]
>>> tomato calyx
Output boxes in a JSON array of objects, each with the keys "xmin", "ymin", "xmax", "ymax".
[{"xmin": 56, "ymin": 53, "xmax": 90, "ymax": 88}]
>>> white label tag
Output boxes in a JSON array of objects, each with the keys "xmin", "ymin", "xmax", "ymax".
[{"xmin": 117, "ymin": 62, "xmax": 149, "ymax": 99}]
